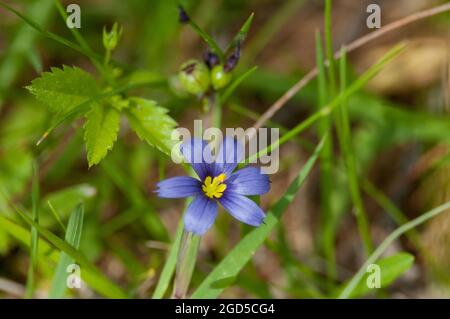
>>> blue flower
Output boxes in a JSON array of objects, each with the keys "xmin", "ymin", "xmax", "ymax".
[{"xmin": 156, "ymin": 137, "xmax": 270, "ymax": 235}]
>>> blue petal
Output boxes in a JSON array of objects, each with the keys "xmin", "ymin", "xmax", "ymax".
[
  {"xmin": 213, "ymin": 137, "xmax": 244, "ymax": 177},
  {"xmin": 156, "ymin": 176, "xmax": 201, "ymax": 198},
  {"xmin": 227, "ymin": 166, "xmax": 270, "ymax": 196},
  {"xmin": 180, "ymin": 138, "xmax": 214, "ymax": 180},
  {"xmin": 184, "ymin": 195, "xmax": 218, "ymax": 235},
  {"xmin": 219, "ymin": 193, "xmax": 265, "ymax": 227}
]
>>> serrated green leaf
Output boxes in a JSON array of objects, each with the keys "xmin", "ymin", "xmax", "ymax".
[
  {"xmin": 125, "ymin": 97, "xmax": 177, "ymax": 155},
  {"xmin": 84, "ymin": 104, "xmax": 121, "ymax": 167},
  {"xmin": 27, "ymin": 65, "xmax": 99, "ymax": 119}
]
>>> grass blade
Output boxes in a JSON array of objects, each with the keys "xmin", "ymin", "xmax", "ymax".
[
  {"xmin": 192, "ymin": 137, "xmax": 325, "ymax": 298},
  {"xmin": 335, "ymin": 252, "xmax": 414, "ymax": 298},
  {"xmin": 153, "ymin": 199, "xmax": 191, "ymax": 299},
  {"xmin": 47, "ymin": 200, "xmax": 67, "ymax": 233},
  {"xmin": 48, "ymin": 204, "xmax": 84, "ymax": 298},
  {"xmin": 25, "ymin": 163, "xmax": 39, "ymax": 298},
  {"xmin": 225, "ymin": 12, "xmax": 254, "ymax": 54},
  {"xmin": 220, "ymin": 66, "xmax": 258, "ymax": 104},
  {"xmin": 339, "ymin": 200, "xmax": 450, "ymax": 299},
  {"xmin": 245, "ymin": 42, "xmax": 406, "ymax": 164},
  {"xmin": 315, "ymin": 31, "xmax": 336, "ymax": 280},
  {"xmin": 10, "ymin": 202, "xmax": 128, "ymax": 298},
  {"xmin": 181, "ymin": 6, "xmax": 224, "ymax": 62},
  {"xmin": 0, "ymin": 1, "xmax": 103, "ymax": 65},
  {"xmin": 0, "ymin": 0, "xmax": 53, "ymax": 109},
  {"xmin": 324, "ymin": 0, "xmax": 337, "ymax": 93},
  {"xmin": 0, "ymin": 214, "xmax": 125, "ymax": 298},
  {"xmin": 337, "ymin": 48, "xmax": 373, "ymax": 254}
]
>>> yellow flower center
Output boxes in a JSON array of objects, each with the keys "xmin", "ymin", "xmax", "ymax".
[{"xmin": 202, "ymin": 173, "xmax": 227, "ymax": 199}]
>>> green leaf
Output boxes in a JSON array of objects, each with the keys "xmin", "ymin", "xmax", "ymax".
[
  {"xmin": 336, "ymin": 252, "xmax": 414, "ymax": 298},
  {"xmin": 225, "ymin": 12, "xmax": 254, "ymax": 54},
  {"xmin": 183, "ymin": 9, "xmax": 225, "ymax": 62},
  {"xmin": 0, "ymin": 214, "xmax": 126, "ymax": 298},
  {"xmin": 192, "ymin": 137, "xmax": 325, "ymax": 298},
  {"xmin": 84, "ymin": 103, "xmax": 121, "ymax": 167},
  {"xmin": 49, "ymin": 204, "xmax": 84, "ymax": 298},
  {"xmin": 40, "ymin": 184, "xmax": 96, "ymax": 227},
  {"xmin": 25, "ymin": 163, "xmax": 39, "ymax": 298},
  {"xmin": 27, "ymin": 65, "xmax": 99, "ymax": 119},
  {"xmin": 152, "ymin": 217, "xmax": 185, "ymax": 298},
  {"xmin": 220, "ymin": 66, "xmax": 258, "ymax": 104},
  {"xmin": 125, "ymin": 97, "xmax": 177, "ymax": 156},
  {"xmin": 0, "ymin": 2, "xmax": 104, "ymax": 66},
  {"xmin": 339, "ymin": 200, "xmax": 450, "ymax": 299},
  {"xmin": 11, "ymin": 204, "xmax": 128, "ymax": 298}
]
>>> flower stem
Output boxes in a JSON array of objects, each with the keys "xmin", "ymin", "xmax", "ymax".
[
  {"xmin": 212, "ymin": 93, "xmax": 222, "ymax": 129},
  {"xmin": 171, "ymin": 230, "xmax": 200, "ymax": 299}
]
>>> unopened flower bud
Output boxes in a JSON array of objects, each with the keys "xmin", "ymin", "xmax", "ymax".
[
  {"xmin": 103, "ymin": 22, "xmax": 123, "ymax": 51},
  {"xmin": 178, "ymin": 5, "xmax": 190, "ymax": 24},
  {"xmin": 203, "ymin": 50, "xmax": 219, "ymax": 69},
  {"xmin": 211, "ymin": 64, "xmax": 232, "ymax": 90},
  {"xmin": 178, "ymin": 60, "xmax": 210, "ymax": 95},
  {"xmin": 224, "ymin": 42, "xmax": 241, "ymax": 72}
]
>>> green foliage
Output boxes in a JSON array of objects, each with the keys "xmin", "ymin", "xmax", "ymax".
[
  {"xmin": 84, "ymin": 103, "xmax": 121, "ymax": 167},
  {"xmin": 12, "ymin": 203, "xmax": 128, "ymax": 298},
  {"xmin": 25, "ymin": 164, "xmax": 40, "ymax": 298},
  {"xmin": 49, "ymin": 204, "xmax": 84, "ymax": 298},
  {"xmin": 192, "ymin": 137, "xmax": 324, "ymax": 298},
  {"xmin": 27, "ymin": 66, "xmax": 99, "ymax": 118},
  {"xmin": 336, "ymin": 253, "xmax": 414, "ymax": 298},
  {"xmin": 126, "ymin": 97, "xmax": 177, "ymax": 156},
  {"xmin": 26, "ymin": 64, "xmax": 176, "ymax": 166},
  {"xmin": 225, "ymin": 12, "xmax": 254, "ymax": 54}
]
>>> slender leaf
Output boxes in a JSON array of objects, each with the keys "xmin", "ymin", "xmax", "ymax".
[
  {"xmin": 225, "ymin": 12, "xmax": 254, "ymax": 54},
  {"xmin": 339, "ymin": 200, "xmax": 450, "ymax": 298},
  {"xmin": 335, "ymin": 252, "xmax": 414, "ymax": 298},
  {"xmin": 25, "ymin": 163, "xmax": 40, "ymax": 298},
  {"xmin": 315, "ymin": 31, "xmax": 336, "ymax": 280},
  {"xmin": 0, "ymin": 214, "xmax": 126, "ymax": 298},
  {"xmin": 245, "ymin": 43, "xmax": 406, "ymax": 164},
  {"xmin": 153, "ymin": 199, "xmax": 190, "ymax": 299},
  {"xmin": 49, "ymin": 204, "xmax": 84, "ymax": 298},
  {"xmin": 12, "ymin": 204, "xmax": 128, "ymax": 298},
  {"xmin": 220, "ymin": 66, "xmax": 258, "ymax": 104},
  {"xmin": 0, "ymin": 2, "xmax": 103, "ymax": 64},
  {"xmin": 185, "ymin": 13, "xmax": 224, "ymax": 62},
  {"xmin": 337, "ymin": 48, "xmax": 373, "ymax": 254}
]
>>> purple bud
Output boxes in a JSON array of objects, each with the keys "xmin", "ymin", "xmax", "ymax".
[
  {"xmin": 224, "ymin": 41, "xmax": 241, "ymax": 72},
  {"xmin": 203, "ymin": 50, "xmax": 219, "ymax": 69},
  {"xmin": 178, "ymin": 5, "xmax": 190, "ymax": 24}
]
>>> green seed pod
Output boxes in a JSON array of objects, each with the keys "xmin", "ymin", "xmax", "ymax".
[
  {"xmin": 178, "ymin": 60, "xmax": 210, "ymax": 95},
  {"xmin": 211, "ymin": 65, "xmax": 232, "ymax": 90}
]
